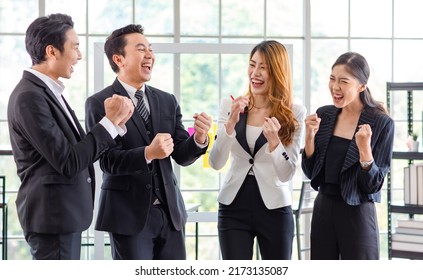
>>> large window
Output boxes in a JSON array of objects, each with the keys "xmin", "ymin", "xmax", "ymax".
[{"xmin": 1, "ymin": 0, "xmax": 423, "ymax": 260}]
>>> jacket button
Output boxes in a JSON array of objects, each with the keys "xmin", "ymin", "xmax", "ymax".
[
  {"xmin": 146, "ymin": 184, "xmax": 152, "ymax": 189},
  {"xmin": 87, "ymin": 177, "xmax": 92, "ymax": 184},
  {"xmin": 249, "ymin": 158, "xmax": 254, "ymax": 164}
]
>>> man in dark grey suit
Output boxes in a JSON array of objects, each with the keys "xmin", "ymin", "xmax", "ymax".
[
  {"xmin": 7, "ymin": 13, "xmax": 133, "ymax": 260},
  {"xmin": 85, "ymin": 24, "xmax": 212, "ymax": 259}
]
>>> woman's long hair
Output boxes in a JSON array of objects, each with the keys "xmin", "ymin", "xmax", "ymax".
[
  {"xmin": 247, "ymin": 40, "xmax": 298, "ymax": 146},
  {"xmin": 332, "ymin": 52, "xmax": 388, "ymax": 115}
]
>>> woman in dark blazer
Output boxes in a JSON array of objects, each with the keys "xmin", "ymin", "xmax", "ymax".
[{"xmin": 302, "ymin": 52, "xmax": 394, "ymax": 259}]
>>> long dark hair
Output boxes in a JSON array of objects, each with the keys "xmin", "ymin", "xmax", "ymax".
[{"xmin": 332, "ymin": 52, "xmax": 388, "ymax": 115}]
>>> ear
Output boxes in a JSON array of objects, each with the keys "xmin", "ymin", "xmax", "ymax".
[
  {"xmin": 112, "ymin": 54, "xmax": 124, "ymax": 68},
  {"xmin": 45, "ymin": 45, "xmax": 57, "ymax": 59},
  {"xmin": 360, "ymin": 84, "xmax": 367, "ymax": 93}
]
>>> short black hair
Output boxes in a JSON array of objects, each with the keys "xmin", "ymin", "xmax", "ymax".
[
  {"xmin": 104, "ymin": 24, "xmax": 144, "ymax": 73},
  {"xmin": 25, "ymin": 13, "xmax": 74, "ymax": 65}
]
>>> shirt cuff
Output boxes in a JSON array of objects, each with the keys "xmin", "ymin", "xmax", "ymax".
[
  {"xmin": 194, "ymin": 135, "xmax": 209, "ymax": 149},
  {"xmin": 99, "ymin": 117, "xmax": 119, "ymax": 138}
]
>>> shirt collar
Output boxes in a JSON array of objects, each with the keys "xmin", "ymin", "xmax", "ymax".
[
  {"xmin": 117, "ymin": 78, "xmax": 146, "ymax": 99},
  {"xmin": 25, "ymin": 68, "xmax": 65, "ymax": 100}
]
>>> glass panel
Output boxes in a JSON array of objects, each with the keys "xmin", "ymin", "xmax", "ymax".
[
  {"xmin": 222, "ymin": 0, "xmax": 264, "ymax": 36},
  {"xmin": 180, "ymin": 53, "xmax": 219, "ymax": 118},
  {"xmin": 0, "ymin": 154, "xmax": 18, "ymax": 193},
  {"xmin": 45, "ymin": 0, "xmax": 87, "ymax": 34},
  {"xmin": 0, "ymin": 36, "xmax": 30, "ymax": 121},
  {"xmin": 0, "ymin": 0, "xmax": 38, "ymax": 33},
  {"xmin": 351, "ymin": 0, "xmax": 392, "ymax": 37},
  {"xmin": 180, "ymin": 0, "xmax": 219, "ymax": 36},
  {"xmin": 135, "ymin": 0, "xmax": 173, "ymax": 35},
  {"xmin": 88, "ymin": 0, "xmax": 132, "ymax": 34},
  {"xmin": 185, "ymin": 234, "xmax": 219, "ymax": 260},
  {"xmin": 221, "ymin": 53, "xmax": 250, "ymax": 109},
  {"xmin": 311, "ymin": 0, "xmax": 348, "ymax": 37},
  {"xmin": 87, "ymin": 37, "xmax": 109, "ymax": 98},
  {"xmin": 221, "ymin": 38, "xmax": 264, "ymax": 44},
  {"xmin": 350, "ymin": 39, "xmax": 392, "ymax": 104},
  {"xmin": 389, "ymin": 90, "xmax": 414, "ymax": 150},
  {"xmin": 267, "ymin": 0, "xmax": 303, "ymax": 37},
  {"xmin": 310, "ymin": 39, "xmax": 348, "ymax": 113},
  {"xmin": 393, "ymin": 40, "xmax": 423, "ymax": 82},
  {"xmin": 180, "ymin": 37, "xmax": 219, "ymax": 43},
  {"xmin": 7, "ymin": 239, "xmax": 31, "ymax": 260},
  {"xmin": 394, "ymin": 0, "xmax": 423, "ymax": 38},
  {"xmin": 148, "ymin": 53, "xmax": 174, "ymax": 95}
]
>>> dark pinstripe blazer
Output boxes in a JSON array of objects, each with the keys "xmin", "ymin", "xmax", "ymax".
[{"xmin": 301, "ymin": 105, "xmax": 394, "ymax": 205}]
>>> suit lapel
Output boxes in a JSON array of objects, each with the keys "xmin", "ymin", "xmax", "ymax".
[
  {"xmin": 24, "ymin": 72, "xmax": 83, "ymax": 140},
  {"xmin": 62, "ymin": 96, "xmax": 86, "ymax": 139},
  {"xmin": 234, "ymin": 112, "xmax": 268, "ymax": 157},
  {"xmin": 112, "ymin": 79, "xmax": 150, "ymax": 144},
  {"xmin": 341, "ymin": 107, "xmax": 376, "ymax": 172},
  {"xmin": 145, "ymin": 85, "xmax": 160, "ymax": 136},
  {"xmin": 315, "ymin": 106, "xmax": 339, "ymax": 173},
  {"xmin": 253, "ymin": 133, "xmax": 267, "ymax": 156},
  {"xmin": 235, "ymin": 113, "xmax": 252, "ymax": 156}
]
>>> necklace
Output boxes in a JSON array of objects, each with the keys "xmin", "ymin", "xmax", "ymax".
[{"xmin": 253, "ymin": 104, "xmax": 267, "ymax": 109}]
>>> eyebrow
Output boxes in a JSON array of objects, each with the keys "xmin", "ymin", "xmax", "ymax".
[
  {"xmin": 330, "ymin": 75, "xmax": 350, "ymax": 81},
  {"xmin": 250, "ymin": 59, "xmax": 266, "ymax": 66},
  {"xmin": 135, "ymin": 43, "xmax": 152, "ymax": 48}
]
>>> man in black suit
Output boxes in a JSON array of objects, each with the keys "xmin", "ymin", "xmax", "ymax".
[
  {"xmin": 85, "ymin": 24, "xmax": 212, "ymax": 260},
  {"xmin": 7, "ymin": 13, "xmax": 134, "ymax": 260}
]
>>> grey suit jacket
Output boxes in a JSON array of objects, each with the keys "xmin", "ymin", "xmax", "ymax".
[
  {"xmin": 7, "ymin": 71, "xmax": 116, "ymax": 233},
  {"xmin": 301, "ymin": 105, "xmax": 394, "ymax": 205},
  {"xmin": 85, "ymin": 78, "xmax": 207, "ymax": 234}
]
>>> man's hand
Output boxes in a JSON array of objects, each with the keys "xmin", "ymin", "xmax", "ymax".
[
  {"xmin": 145, "ymin": 133, "xmax": 174, "ymax": 161},
  {"xmin": 104, "ymin": 94, "xmax": 134, "ymax": 125},
  {"xmin": 193, "ymin": 112, "xmax": 212, "ymax": 144}
]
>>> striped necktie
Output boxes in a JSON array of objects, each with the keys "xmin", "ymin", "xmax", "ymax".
[{"xmin": 134, "ymin": 90, "xmax": 150, "ymax": 123}]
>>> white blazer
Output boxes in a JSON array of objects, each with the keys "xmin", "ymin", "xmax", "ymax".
[{"xmin": 209, "ymin": 98, "xmax": 306, "ymax": 209}]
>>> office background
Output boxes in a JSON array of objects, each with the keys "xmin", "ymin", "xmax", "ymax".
[{"xmin": 1, "ymin": 0, "xmax": 423, "ymax": 260}]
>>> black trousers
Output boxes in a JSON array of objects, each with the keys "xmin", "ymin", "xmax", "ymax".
[
  {"xmin": 218, "ymin": 175, "xmax": 294, "ymax": 260},
  {"xmin": 24, "ymin": 231, "xmax": 82, "ymax": 260},
  {"xmin": 311, "ymin": 193, "xmax": 379, "ymax": 260},
  {"xmin": 109, "ymin": 204, "xmax": 185, "ymax": 260}
]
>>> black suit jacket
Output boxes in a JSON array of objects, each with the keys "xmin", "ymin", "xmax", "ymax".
[
  {"xmin": 301, "ymin": 105, "xmax": 394, "ymax": 205},
  {"xmin": 85, "ymin": 79, "xmax": 207, "ymax": 234},
  {"xmin": 7, "ymin": 71, "xmax": 116, "ymax": 233}
]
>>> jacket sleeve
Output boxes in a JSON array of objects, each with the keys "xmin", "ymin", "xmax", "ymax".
[
  {"xmin": 85, "ymin": 93, "xmax": 150, "ymax": 176},
  {"xmin": 208, "ymin": 98, "xmax": 235, "ymax": 170},
  {"xmin": 267, "ymin": 104, "xmax": 307, "ymax": 182},
  {"xmin": 168, "ymin": 94, "xmax": 207, "ymax": 166},
  {"xmin": 12, "ymin": 88, "xmax": 114, "ymax": 178},
  {"xmin": 357, "ymin": 115, "xmax": 395, "ymax": 194}
]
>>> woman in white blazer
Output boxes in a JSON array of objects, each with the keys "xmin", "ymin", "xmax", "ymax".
[{"xmin": 209, "ymin": 40, "xmax": 306, "ymax": 260}]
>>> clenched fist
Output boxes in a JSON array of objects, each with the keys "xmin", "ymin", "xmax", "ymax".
[
  {"xmin": 145, "ymin": 133, "xmax": 174, "ymax": 160},
  {"xmin": 193, "ymin": 112, "xmax": 212, "ymax": 144},
  {"xmin": 304, "ymin": 113, "xmax": 321, "ymax": 141},
  {"xmin": 104, "ymin": 94, "xmax": 134, "ymax": 126},
  {"xmin": 263, "ymin": 117, "xmax": 281, "ymax": 152}
]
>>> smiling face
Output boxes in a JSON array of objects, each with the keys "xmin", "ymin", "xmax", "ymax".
[
  {"xmin": 114, "ymin": 33, "xmax": 154, "ymax": 88},
  {"xmin": 50, "ymin": 28, "xmax": 82, "ymax": 80},
  {"xmin": 329, "ymin": 64, "xmax": 366, "ymax": 109},
  {"xmin": 248, "ymin": 50, "xmax": 270, "ymax": 96}
]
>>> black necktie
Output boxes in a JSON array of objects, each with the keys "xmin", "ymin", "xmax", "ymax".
[{"xmin": 134, "ymin": 90, "xmax": 150, "ymax": 123}]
